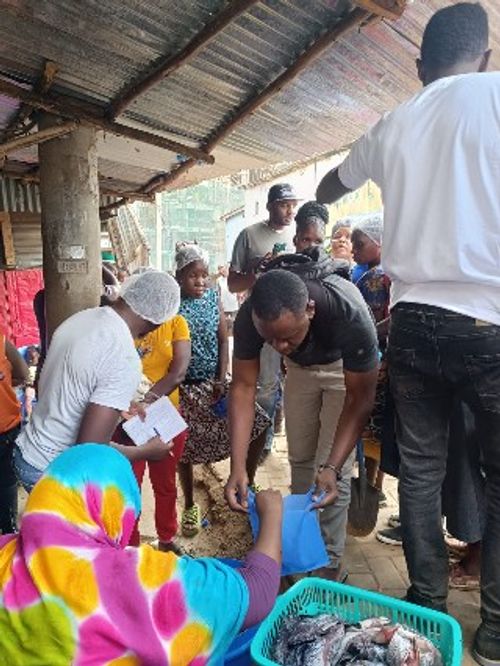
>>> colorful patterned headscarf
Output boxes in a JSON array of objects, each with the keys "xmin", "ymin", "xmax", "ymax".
[{"xmin": 0, "ymin": 444, "xmax": 248, "ymax": 665}]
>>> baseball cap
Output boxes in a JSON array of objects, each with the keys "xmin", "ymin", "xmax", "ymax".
[{"xmin": 267, "ymin": 183, "xmax": 300, "ymax": 204}]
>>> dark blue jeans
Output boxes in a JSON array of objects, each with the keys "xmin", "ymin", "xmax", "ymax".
[{"xmin": 388, "ymin": 303, "xmax": 500, "ymax": 630}]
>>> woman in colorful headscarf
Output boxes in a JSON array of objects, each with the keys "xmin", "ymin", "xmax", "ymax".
[{"xmin": 0, "ymin": 444, "xmax": 282, "ymax": 666}]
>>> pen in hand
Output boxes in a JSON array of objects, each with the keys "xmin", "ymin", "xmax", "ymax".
[{"xmin": 153, "ymin": 427, "xmax": 174, "ymax": 457}]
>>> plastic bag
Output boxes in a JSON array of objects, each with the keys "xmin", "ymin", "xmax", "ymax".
[{"xmin": 248, "ymin": 489, "xmax": 329, "ymax": 575}]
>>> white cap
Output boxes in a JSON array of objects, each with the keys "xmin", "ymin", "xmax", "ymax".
[{"xmin": 119, "ymin": 270, "xmax": 180, "ymax": 325}]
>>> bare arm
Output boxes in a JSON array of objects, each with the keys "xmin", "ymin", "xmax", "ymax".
[
  {"xmin": 76, "ymin": 403, "xmax": 122, "ymax": 445},
  {"xmin": 316, "ymin": 167, "xmax": 352, "ymax": 205},
  {"xmin": 253, "ymin": 490, "xmax": 283, "ymax": 564},
  {"xmin": 225, "ymin": 356, "xmax": 260, "ymax": 511},
  {"xmin": 314, "ymin": 366, "xmax": 378, "ymax": 508},
  {"xmin": 146, "ymin": 340, "xmax": 191, "ymax": 400},
  {"xmin": 5, "ymin": 340, "xmax": 29, "ymax": 386},
  {"xmin": 77, "ymin": 403, "xmax": 173, "ymax": 462},
  {"xmin": 228, "ymin": 268, "xmax": 256, "ymax": 294}
]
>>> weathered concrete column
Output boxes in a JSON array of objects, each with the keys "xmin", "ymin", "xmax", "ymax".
[{"xmin": 38, "ymin": 114, "xmax": 101, "ymax": 340}]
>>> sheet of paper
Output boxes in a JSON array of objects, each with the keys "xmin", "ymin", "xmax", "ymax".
[{"xmin": 122, "ymin": 396, "xmax": 187, "ymax": 446}]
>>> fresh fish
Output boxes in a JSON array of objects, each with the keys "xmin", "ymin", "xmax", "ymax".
[
  {"xmin": 332, "ymin": 627, "xmax": 388, "ymax": 665},
  {"xmin": 386, "ymin": 627, "xmax": 442, "ymax": 666},
  {"xmin": 270, "ymin": 614, "xmax": 443, "ymax": 666}
]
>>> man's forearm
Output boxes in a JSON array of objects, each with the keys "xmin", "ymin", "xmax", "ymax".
[
  {"xmin": 228, "ymin": 383, "xmax": 257, "ymax": 471},
  {"xmin": 327, "ymin": 394, "xmax": 373, "ymax": 468},
  {"xmin": 316, "ymin": 167, "xmax": 351, "ymax": 204},
  {"xmin": 228, "ymin": 271, "xmax": 256, "ymax": 294}
]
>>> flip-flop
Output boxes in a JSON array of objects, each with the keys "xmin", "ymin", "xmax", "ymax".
[{"xmin": 449, "ymin": 562, "xmax": 480, "ymax": 590}]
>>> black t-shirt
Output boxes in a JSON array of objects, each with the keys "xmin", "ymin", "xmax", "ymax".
[{"xmin": 234, "ymin": 274, "xmax": 379, "ymax": 373}]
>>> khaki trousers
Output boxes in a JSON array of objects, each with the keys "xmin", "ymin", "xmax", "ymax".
[{"xmin": 284, "ymin": 358, "xmax": 354, "ymax": 568}]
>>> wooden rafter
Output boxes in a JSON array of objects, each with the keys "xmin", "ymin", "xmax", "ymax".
[
  {"xmin": 355, "ymin": 0, "xmax": 406, "ymax": 20},
  {"xmin": 0, "ymin": 121, "xmax": 77, "ymax": 158},
  {"xmin": 108, "ymin": 0, "xmax": 260, "ymax": 120},
  {"xmin": 0, "ymin": 78, "xmax": 214, "ymax": 164},
  {"xmin": 0, "ymin": 160, "xmax": 154, "ymax": 203},
  {"xmin": 142, "ymin": 7, "xmax": 373, "ymax": 197},
  {"xmin": 2, "ymin": 60, "xmax": 58, "ymax": 141}
]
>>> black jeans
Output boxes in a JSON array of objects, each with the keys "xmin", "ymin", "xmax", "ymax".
[
  {"xmin": 388, "ymin": 303, "xmax": 500, "ymax": 629},
  {"xmin": 0, "ymin": 425, "xmax": 20, "ymax": 534}
]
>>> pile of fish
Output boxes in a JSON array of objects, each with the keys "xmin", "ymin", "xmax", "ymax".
[{"xmin": 271, "ymin": 614, "xmax": 443, "ymax": 666}]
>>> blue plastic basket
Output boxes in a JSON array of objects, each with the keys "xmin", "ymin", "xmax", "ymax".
[
  {"xmin": 224, "ymin": 623, "xmax": 260, "ymax": 666},
  {"xmin": 251, "ymin": 578, "xmax": 462, "ymax": 666}
]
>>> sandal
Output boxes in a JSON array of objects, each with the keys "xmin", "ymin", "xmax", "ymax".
[
  {"xmin": 181, "ymin": 504, "xmax": 201, "ymax": 537},
  {"xmin": 449, "ymin": 561, "xmax": 480, "ymax": 590}
]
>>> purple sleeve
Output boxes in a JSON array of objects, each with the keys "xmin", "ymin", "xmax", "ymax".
[{"xmin": 237, "ymin": 551, "xmax": 280, "ymax": 629}]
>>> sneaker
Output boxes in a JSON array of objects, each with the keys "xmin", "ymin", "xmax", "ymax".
[
  {"xmin": 387, "ymin": 514, "xmax": 401, "ymax": 529},
  {"xmin": 378, "ymin": 491, "xmax": 388, "ymax": 508},
  {"xmin": 473, "ymin": 624, "xmax": 500, "ymax": 665},
  {"xmin": 376, "ymin": 526, "xmax": 403, "ymax": 546},
  {"xmin": 181, "ymin": 504, "xmax": 201, "ymax": 537}
]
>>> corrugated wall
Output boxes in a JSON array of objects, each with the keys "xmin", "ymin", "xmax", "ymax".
[{"xmin": 0, "ymin": 176, "xmax": 121, "ymax": 268}]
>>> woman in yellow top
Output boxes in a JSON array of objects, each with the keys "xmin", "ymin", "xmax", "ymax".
[
  {"xmin": 128, "ymin": 314, "xmax": 191, "ymax": 552},
  {"xmin": 0, "ymin": 332, "xmax": 29, "ymax": 534}
]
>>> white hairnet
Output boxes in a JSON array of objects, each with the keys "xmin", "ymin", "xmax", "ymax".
[
  {"xmin": 175, "ymin": 242, "xmax": 209, "ymax": 272},
  {"xmin": 353, "ymin": 213, "xmax": 384, "ymax": 246},
  {"xmin": 119, "ymin": 270, "xmax": 180, "ymax": 325}
]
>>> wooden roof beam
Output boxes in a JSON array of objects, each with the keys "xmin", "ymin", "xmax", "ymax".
[
  {"xmin": 142, "ymin": 7, "xmax": 373, "ymax": 196},
  {"xmin": 2, "ymin": 60, "xmax": 58, "ymax": 141},
  {"xmin": 0, "ymin": 121, "xmax": 77, "ymax": 159},
  {"xmin": 108, "ymin": 0, "xmax": 260, "ymax": 120},
  {"xmin": 0, "ymin": 78, "xmax": 214, "ymax": 164},
  {"xmin": 355, "ymin": 0, "xmax": 406, "ymax": 21}
]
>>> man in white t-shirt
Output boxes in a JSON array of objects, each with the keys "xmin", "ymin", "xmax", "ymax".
[
  {"xmin": 316, "ymin": 4, "xmax": 500, "ymax": 662},
  {"xmin": 15, "ymin": 270, "xmax": 181, "ymax": 491}
]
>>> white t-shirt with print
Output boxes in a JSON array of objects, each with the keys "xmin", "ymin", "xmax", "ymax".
[
  {"xmin": 338, "ymin": 72, "xmax": 500, "ymax": 325},
  {"xmin": 17, "ymin": 306, "xmax": 141, "ymax": 471}
]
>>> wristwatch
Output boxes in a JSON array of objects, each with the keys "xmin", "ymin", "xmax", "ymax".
[{"xmin": 318, "ymin": 463, "xmax": 342, "ymax": 481}]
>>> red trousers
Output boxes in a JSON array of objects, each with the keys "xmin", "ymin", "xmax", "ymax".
[{"xmin": 129, "ymin": 429, "xmax": 187, "ymax": 546}]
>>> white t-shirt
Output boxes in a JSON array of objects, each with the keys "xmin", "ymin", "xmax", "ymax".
[
  {"xmin": 17, "ymin": 307, "xmax": 141, "ymax": 471},
  {"xmin": 338, "ymin": 72, "xmax": 500, "ymax": 325}
]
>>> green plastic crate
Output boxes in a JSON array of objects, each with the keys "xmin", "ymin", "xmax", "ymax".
[{"xmin": 251, "ymin": 578, "xmax": 462, "ymax": 666}]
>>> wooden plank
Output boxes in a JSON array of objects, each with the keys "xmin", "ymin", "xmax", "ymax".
[
  {"xmin": 355, "ymin": 0, "xmax": 406, "ymax": 20},
  {"xmin": 0, "ymin": 122, "xmax": 78, "ymax": 157},
  {"xmin": 0, "ymin": 212, "xmax": 16, "ymax": 267},
  {"xmin": 0, "ymin": 78, "xmax": 214, "ymax": 164},
  {"xmin": 108, "ymin": 0, "xmax": 260, "ymax": 119},
  {"xmin": 2, "ymin": 60, "xmax": 59, "ymax": 140}
]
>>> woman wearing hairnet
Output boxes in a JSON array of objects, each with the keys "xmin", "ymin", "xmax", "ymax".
[{"xmin": 14, "ymin": 270, "xmax": 180, "ymax": 492}]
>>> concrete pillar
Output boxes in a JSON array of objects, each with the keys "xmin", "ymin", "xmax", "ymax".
[{"xmin": 38, "ymin": 114, "xmax": 101, "ymax": 340}]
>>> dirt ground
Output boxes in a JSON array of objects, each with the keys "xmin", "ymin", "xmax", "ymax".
[{"xmin": 141, "ymin": 462, "xmax": 254, "ymax": 559}]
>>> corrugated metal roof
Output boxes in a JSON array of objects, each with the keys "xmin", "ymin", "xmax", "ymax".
[{"xmin": 0, "ymin": 0, "xmax": 499, "ymax": 194}]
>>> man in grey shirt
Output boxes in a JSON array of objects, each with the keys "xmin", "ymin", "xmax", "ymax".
[{"xmin": 229, "ymin": 184, "xmax": 299, "ymax": 455}]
